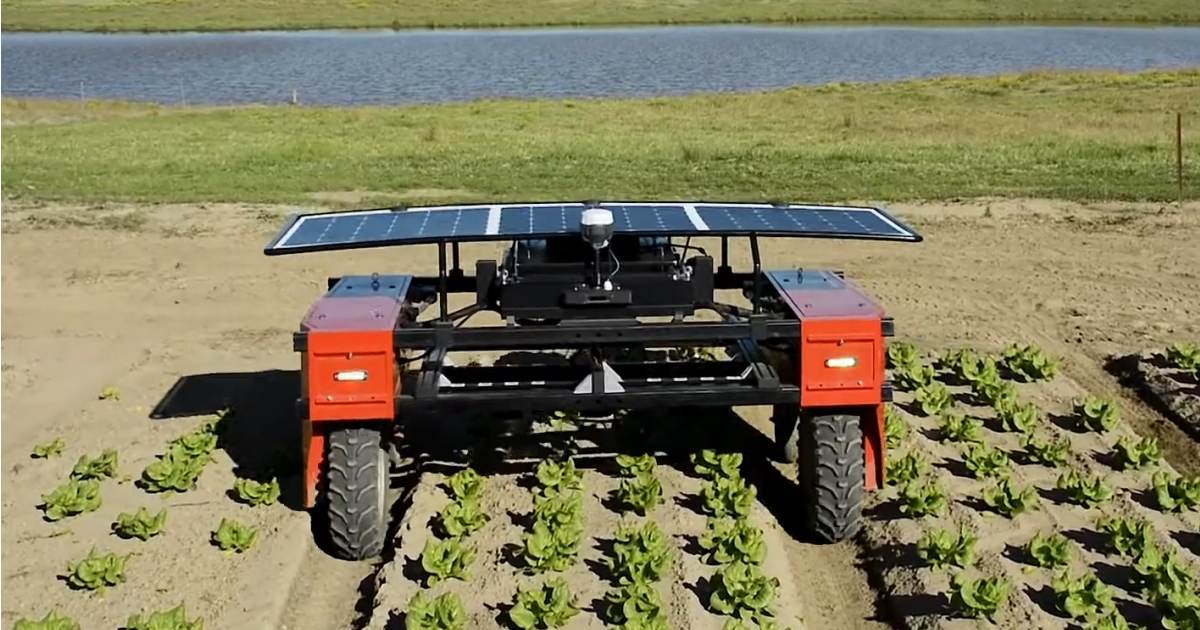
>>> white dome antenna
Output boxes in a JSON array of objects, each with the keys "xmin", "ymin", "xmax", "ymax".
[{"xmin": 580, "ymin": 208, "xmax": 614, "ymax": 250}]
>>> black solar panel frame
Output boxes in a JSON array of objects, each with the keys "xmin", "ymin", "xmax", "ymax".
[{"xmin": 263, "ymin": 201, "xmax": 922, "ymax": 255}]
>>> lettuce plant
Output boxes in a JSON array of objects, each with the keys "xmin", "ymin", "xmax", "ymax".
[
  {"xmin": 899, "ymin": 478, "xmax": 946, "ymax": 517},
  {"xmin": 65, "ymin": 548, "xmax": 128, "ymax": 592},
  {"xmin": 973, "ymin": 375, "xmax": 1016, "ymax": 409},
  {"xmin": 1053, "ymin": 569, "xmax": 1116, "ymax": 620},
  {"xmin": 884, "ymin": 405, "xmax": 909, "ymax": 449},
  {"xmin": 1075, "ymin": 396, "xmax": 1120, "ymax": 432},
  {"xmin": 98, "ymin": 386, "xmax": 120, "ymax": 401},
  {"xmin": 708, "ymin": 561, "xmax": 780, "ymax": 622},
  {"xmin": 939, "ymin": 348, "xmax": 982, "ymax": 385},
  {"xmin": 1020, "ymin": 432, "xmax": 1071, "ymax": 467},
  {"xmin": 886, "ymin": 451, "xmax": 928, "ymax": 486},
  {"xmin": 141, "ymin": 443, "xmax": 209, "ymax": 493},
  {"xmin": 916, "ymin": 526, "xmax": 976, "ymax": 569},
  {"xmin": 212, "ymin": 518, "xmax": 257, "ymax": 554},
  {"xmin": 606, "ymin": 520, "xmax": 674, "ymax": 583},
  {"xmin": 169, "ymin": 429, "xmax": 217, "ymax": 460},
  {"xmin": 1153, "ymin": 471, "xmax": 1200, "ymax": 512},
  {"xmin": 914, "ymin": 382, "xmax": 953, "ymax": 416},
  {"xmin": 617, "ymin": 472, "xmax": 662, "ymax": 515},
  {"xmin": 125, "ymin": 604, "xmax": 202, "ymax": 630},
  {"xmin": 447, "ymin": 468, "xmax": 483, "ymax": 501},
  {"xmin": 30, "ymin": 438, "xmax": 65, "ymax": 459},
  {"xmin": 1114, "ymin": 436, "xmax": 1162, "ymax": 470},
  {"xmin": 533, "ymin": 488, "xmax": 583, "ymax": 527},
  {"xmin": 41, "ymin": 478, "xmax": 101, "ymax": 521},
  {"xmin": 962, "ymin": 443, "xmax": 1011, "ymax": 479},
  {"xmin": 405, "ymin": 592, "xmax": 465, "ymax": 630},
  {"xmin": 1167, "ymin": 341, "xmax": 1200, "ymax": 373},
  {"xmin": 1056, "ymin": 469, "xmax": 1114, "ymax": 507},
  {"xmin": 1027, "ymin": 531, "xmax": 1073, "ymax": 568},
  {"xmin": 602, "ymin": 581, "xmax": 669, "ymax": 630},
  {"xmin": 70, "ymin": 448, "xmax": 118, "ymax": 480},
  {"xmin": 700, "ymin": 475, "xmax": 756, "ymax": 519},
  {"xmin": 939, "ymin": 411, "xmax": 983, "ymax": 443},
  {"xmin": 887, "ymin": 342, "xmax": 919, "ymax": 369},
  {"xmin": 950, "ymin": 572, "xmax": 1010, "ymax": 621},
  {"xmin": 699, "ymin": 517, "xmax": 765, "ymax": 566},
  {"xmin": 691, "ymin": 450, "xmax": 743, "ymax": 480},
  {"xmin": 112, "ymin": 507, "xmax": 167, "ymax": 540},
  {"xmin": 615, "ymin": 454, "xmax": 656, "ymax": 478},
  {"xmin": 233, "ymin": 477, "xmax": 281, "ymax": 506},
  {"xmin": 1088, "ymin": 611, "xmax": 1135, "ymax": 630},
  {"xmin": 509, "ymin": 578, "xmax": 580, "ymax": 629},
  {"xmin": 536, "ymin": 458, "xmax": 582, "ymax": 495},
  {"xmin": 438, "ymin": 497, "xmax": 489, "ymax": 539},
  {"xmin": 13, "ymin": 611, "xmax": 78, "ymax": 630},
  {"xmin": 994, "ymin": 400, "xmax": 1039, "ymax": 434},
  {"xmin": 1000, "ymin": 343, "xmax": 1059, "ymax": 381},
  {"xmin": 983, "ymin": 478, "xmax": 1038, "ymax": 517},
  {"xmin": 420, "ymin": 537, "xmax": 475, "ymax": 584},
  {"xmin": 895, "ymin": 363, "xmax": 936, "ymax": 391},
  {"xmin": 1097, "ymin": 516, "xmax": 1151, "ymax": 557},
  {"xmin": 523, "ymin": 518, "xmax": 582, "ymax": 573}
]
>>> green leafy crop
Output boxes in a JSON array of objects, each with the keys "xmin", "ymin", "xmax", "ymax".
[
  {"xmin": 438, "ymin": 497, "xmax": 489, "ymax": 539},
  {"xmin": 41, "ymin": 478, "xmax": 101, "ymax": 521},
  {"xmin": 701, "ymin": 475, "xmax": 756, "ymax": 519},
  {"xmin": 916, "ymin": 525, "xmax": 976, "ymax": 569},
  {"xmin": 895, "ymin": 363, "xmax": 936, "ymax": 391},
  {"xmin": 602, "ymin": 581, "xmax": 669, "ymax": 630},
  {"xmin": 914, "ymin": 382, "xmax": 953, "ymax": 416},
  {"xmin": 1000, "ymin": 343, "xmax": 1059, "ymax": 382},
  {"xmin": 509, "ymin": 577, "xmax": 580, "ymax": 629},
  {"xmin": 30, "ymin": 438, "xmax": 65, "ymax": 459},
  {"xmin": 899, "ymin": 478, "xmax": 947, "ymax": 517},
  {"xmin": 99, "ymin": 386, "xmax": 121, "ymax": 401},
  {"xmin": 886, "ymin": 451, "xmax": 928, "ymax": 486},
  {"xmin": 447, "ymin": 468, "xmax": 483, "ymax": 502},
  {"xmin": 1098, "ymin": 516, "xmax": 1151, "ymax": 558},
  {"xmin": 691, "ymin": 450, "xmax": 743, "ymax": 480},
  {"xmin": 168, "ymin": 430, "xmax": 217, "ymax": 460},
  {"xmin": 524, "ymin": 518, "xmax": 583, "ymax": 573},
  {"xmin": 1153, "ymin": 471, "xmax": 1200, "ymax": 512},
  {"xmin": 606, "ymin": 520, "xmax": 674, "ymax": 584},
  {"xmin": 536, "ymin": 458, "xmax": 582, "ymax": 495},
  {"xmin": 699, "ymin": 517, "xmax": 765, "ymax": 566},
  {"xmin": 950, "ymin": 572, "xmax": 1010, "ymax": 621},
  {"xmin": 884, "ymin": 405, "xmax": 909, "ymax": 449},
  {"xmin": 1027, "ymin": 531, "xmax": 1073, "ymax": 568},
  {"xmin": 125, "ymin": 604, "xmax": 203, "ymax": 630},
  {"xmin": 1089, "ymin": 611, "xmax": 1136, "ymax": 630},
  {"xmin": 708, "ymin": 561, "xmax": 780, "ymax": 622},
  {"xmin": 13, "ymin": 611, "xmax": 78, "ymax": 630},
  {"xmin": 420, "ymin": 537, "xmax": 475, "ymax": 585},
  {"xmin": 113, "ymin": 507, "xmax": 167, "ymax": 540},
  {"xmin": 1075, "ymin": 396, "xmax": 1120, "ymax": 432},
  {"xmin": 973, "ymin": 375, "xmax": 1017, "ymax": 409},
  {"xmin": 617, "ymin": 472, "xmax": 663, "ymax": 515},
  {"xmin": 405, "ymin": 592, "xmax": 465, "ymax": 630},
  {"xmin": 212, "ymin": 518, "xmax": 257, "ymax": 554},
  {"xmin": 533, "ymin": 488, "xmax": 583, "ymax": 527},
  {"xmin": 887, "ymin": 342, "xmax": 919, "ymax": 370},
  {"xmin": 70, "ymin": 448, "xmax": 118, "ymax": 480},
  {"xmin": 547, "ymin": 410, "xmax": 579, "ymax": 431},
  {"xmin": 65, "ymin": 548, "xmax": 128, "ymax": 592},
  {"xmin": 983, "ymin": 478, "xmax": 1038, "ymax": 517},
  {"xmin": 1114, "ymin": 436, "xmax": 1162, "ymax": 470},
  {"xmin": 939, "ymin": 348, "xmax": 983, "ymax": 385},
  {"xmin": 994, "ymin": 400, "xmax": 1040, "ymax": 434},
  {"xmin": 962, "ymin": 443, "xmax": 1011, "ymax": 479},
  {"xmin": 1167, "ymin": 342, "xmax": 1200, "ymax": 373},
  {"xmin": 1020, "ymin": 432, "xmax": 1071, "ymax": 467},
  {"xmin": 939, "ymin": 411, "xmax": 983, "ymax": 443},
  {"xmin": 142, "ymin": 445, "xmax": 208, "ymax": 493},
  {"xmin": 615, "ymin": 454, "xmax": 656, "ymax": 478},
  {"xmin": 1056, "ymin": 469, "xmax": 1114, "ymax": 507},
  {"xmin": 233, "ymin": 477, "xmax": 280, "ymax": 506},
  {"xmin": 1052, "ymin": 570, "xmax": 1116, "ymax": 620}
]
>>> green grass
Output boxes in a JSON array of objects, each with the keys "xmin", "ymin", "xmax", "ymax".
[
  {"xmin": 3, "ymin": 70, "xmax": 1198, "ymax": 204},
  {"xmin": 2, "ymin": 0, "xmax": 1199, "ymax": 32}
]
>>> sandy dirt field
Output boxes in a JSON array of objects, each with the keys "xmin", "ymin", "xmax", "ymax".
[{"xmin": 2, "ymin": 198, "xmax": 1198, "ymax": 629}]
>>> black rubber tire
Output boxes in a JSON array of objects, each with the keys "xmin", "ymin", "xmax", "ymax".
[
  {"xmin": 798, "ymin": 412, "xmax": 865, "ymax": 543},
  {"xmin": 773, "ymin": 405, "xmax": 800, "ymax": 464},
  {"xmin": 324, "ymin": 426, "xmax": 388, "ymax": 560}
]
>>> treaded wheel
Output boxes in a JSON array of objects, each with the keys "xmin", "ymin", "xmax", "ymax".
[
  {"xmin": 773, "ymin": 405, "xmax": 800, "ymax": 464},
  {"xmin": 798, "ymin": 412, "xmax": 865, "ymax": 543},
  {"xmin": 324, "ymin": 425, "xmax": 388, "ymax": 560}
]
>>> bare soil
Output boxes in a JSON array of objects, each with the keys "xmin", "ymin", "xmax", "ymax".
[
  {"xmin": 1109, "ymin": 350, "xmax": 1200, "ymax": 440},
  {"xmin": 2, "ymin": 198, "xmax": 1198, "ymax": 628}
]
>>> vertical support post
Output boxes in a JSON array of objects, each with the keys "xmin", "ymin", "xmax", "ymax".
[
  {"xmin": 1178, "ymin": 111, "xmax": 1185, "ymax": 207},
  {"xmin": 437, "ymin": 241, "xmax": 449, "ymax": 321},
  {"xmin": 451, "ymin": 242, "xmax": 462, "ymax": 277},
  {"xmin": 719, "ymin": 236, "xmax": 731, "ymax": 275},
  {"xmin": 750, "ymin": 236, "xmax": 762, "ymax": 314}
]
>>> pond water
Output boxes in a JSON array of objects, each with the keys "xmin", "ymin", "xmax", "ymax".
[{"xmin": 3, "ymin": 25, "xmax": 1198, "ymax": 105}]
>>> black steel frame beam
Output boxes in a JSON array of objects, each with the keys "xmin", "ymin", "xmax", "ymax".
[{"xmin": 392, "ymin": 383, "xmax": 800, "ymax": 413}]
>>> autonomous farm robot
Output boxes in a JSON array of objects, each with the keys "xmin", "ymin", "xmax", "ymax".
[{"xmin": 265, "ymin": 201, "xmax": 922, "ymax": 559}]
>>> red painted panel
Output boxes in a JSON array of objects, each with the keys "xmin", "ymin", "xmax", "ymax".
[
  {"xmin": 799, "ymin": 318, "xmax": 883, "ymax": 407},
  {"xmin": 306, "ymin": 329, "xmax": 395, "ymax": 422}
]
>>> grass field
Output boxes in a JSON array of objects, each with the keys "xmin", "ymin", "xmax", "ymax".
[
  {"xmin": 3, "ymin": 71, "xmax": 1198, "ymax": 204},
  {"xmin": 2, "ymin": 0, "xmax": 1200, "ymax": 32}
]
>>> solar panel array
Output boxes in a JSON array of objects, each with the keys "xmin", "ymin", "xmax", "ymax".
[{"xmin": 265, "ymin": 202, "xmax": 920, "ymax": 254}]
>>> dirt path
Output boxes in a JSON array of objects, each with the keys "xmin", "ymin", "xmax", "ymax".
[{"xmin": 2, "ymin": 198, "xmax": 1197, "ymax": 628}]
